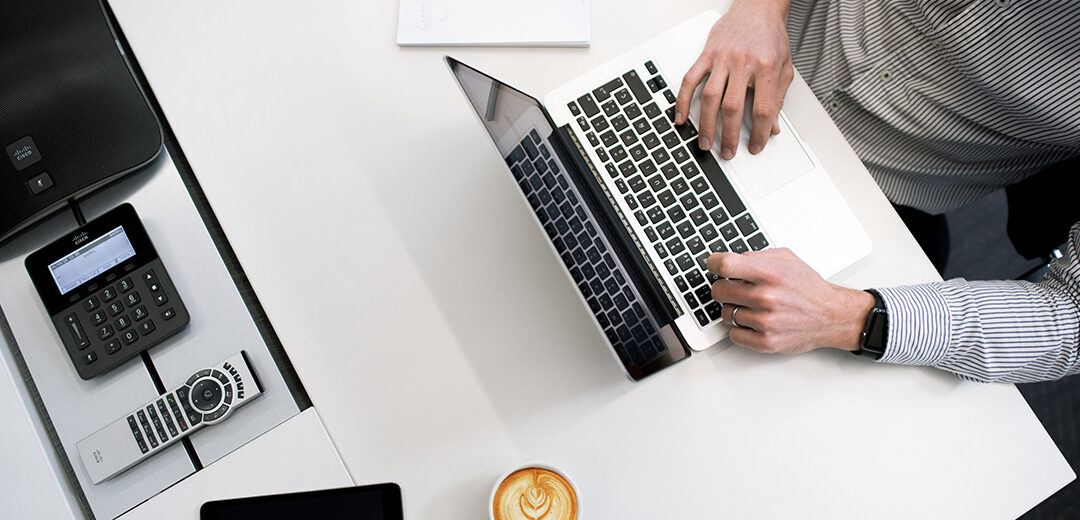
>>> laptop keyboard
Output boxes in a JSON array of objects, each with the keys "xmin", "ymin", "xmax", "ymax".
[
  {"xmin": 567, "ymin": 60, "xmax": 770, "ymax": 328},
  {"xmin": 506, "ymin": 130, "xmax": 668, "ymax": 366}
]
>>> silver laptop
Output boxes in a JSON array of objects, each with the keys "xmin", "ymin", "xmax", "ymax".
[{"xmin": 447, "ymin": 11, "xmax": 870, "ymax": 380}]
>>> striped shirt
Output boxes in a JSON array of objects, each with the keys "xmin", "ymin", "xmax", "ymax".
[{"xmin": 784, "ymin": 0, "xmax": 1080, "ymax": 382}]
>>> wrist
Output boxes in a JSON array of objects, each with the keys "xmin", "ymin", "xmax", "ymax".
[
  {"xmin": 824, "ymin": 286, "xmax": 875, "ymax": 352},
  {"xmin": 731, "ymin": 0, "xmax": 791, "ymax": 21}
]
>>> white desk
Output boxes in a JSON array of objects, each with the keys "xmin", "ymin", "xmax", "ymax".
[{"xmin": 107, "ymin": 0, "xmax": 1074, "ymax": 517}]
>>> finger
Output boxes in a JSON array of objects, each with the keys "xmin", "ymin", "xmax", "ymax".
[
  {"xmin": 718, "ymin": 72, "xmax": 749, "ymax": 160},
  {"xmin": 710, "ymin": 279, "xmax": 756, "ymax": 307},
  {"xmin": 729, "ymin": 326, "xmax": 768, "ymax": 351},
  {"xmin": 676, "ymin": 58, "xmax": 710, "ymax": 125},
  {"xmin": 771, "ymin": 119, "xmax": 781, "ymax": 136},
  {"xmin": 707, "ymin": 252, "xmax": 774, "ymax": 282},
  {"xmin": 748, "ymin": 75, "xmax": 781, "ymax": 154},
  {"xmin": 722, "ymin": 304, "xmax": 765, "ymax": 331},
  {"xmin": 697, "ymin": 68, "xmax": 728, "ymax": 151}
]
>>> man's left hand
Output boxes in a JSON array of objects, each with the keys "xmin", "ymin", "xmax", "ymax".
[{"xmin": 707, "ymin": 248, "xmax": 875, "ymax": 354}]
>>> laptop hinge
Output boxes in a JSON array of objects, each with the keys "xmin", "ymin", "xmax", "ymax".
[{"xmin": 554, "ymin": 126, "xmax": 682, "ymax": 320}]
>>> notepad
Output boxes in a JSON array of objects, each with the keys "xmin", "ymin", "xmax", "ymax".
[{"xmin": 397, "ymin": 0, "xmax": 591, "ymax": 47}]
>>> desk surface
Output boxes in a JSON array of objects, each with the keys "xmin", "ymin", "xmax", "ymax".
[{"xmin": 110, "ymin": 0, "xmax": 1073, "ymax": 517}]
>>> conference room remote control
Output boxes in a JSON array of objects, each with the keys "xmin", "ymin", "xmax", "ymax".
[{"xmin": 76, "ymin": 351, "xmax": 264, "ymax": 484}]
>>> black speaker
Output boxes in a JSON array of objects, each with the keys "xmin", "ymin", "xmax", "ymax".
[{"xmin": 1, "ymin": 0, "xmax": 162, "ymax": 242}]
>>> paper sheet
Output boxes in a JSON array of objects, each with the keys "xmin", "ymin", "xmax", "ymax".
[{"xmin": 397, "ymin": 0, "xmax": 590, "ymax": 47}]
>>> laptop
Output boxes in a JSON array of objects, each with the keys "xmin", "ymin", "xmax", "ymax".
[{"xmin": 446, "ymin": 11, "xmax": 871, "ymax": 380}]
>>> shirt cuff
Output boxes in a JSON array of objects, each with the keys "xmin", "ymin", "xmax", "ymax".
[{"xmin": 874, "ymin": 284, "xmax": 952, "ymax": 366}]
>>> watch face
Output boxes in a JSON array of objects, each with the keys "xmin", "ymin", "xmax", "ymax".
[{"xmin": 865, "ymin": 308, "xmax": 888, "ymax": 358}]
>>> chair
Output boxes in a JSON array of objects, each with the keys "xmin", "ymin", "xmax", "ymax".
[{"xmin": 1006, "ymin": 155, "xmax": 1080, "ymax": 279}]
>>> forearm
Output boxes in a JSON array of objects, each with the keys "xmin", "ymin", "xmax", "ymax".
[{"xmin": 875, "ymin": 223, "xmax": 1080, "ymax": 383}]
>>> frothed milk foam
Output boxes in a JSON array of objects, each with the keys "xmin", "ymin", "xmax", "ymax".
[{"xmin": 492, "ymin": 467, "xmax": 578, "ymax": 520}]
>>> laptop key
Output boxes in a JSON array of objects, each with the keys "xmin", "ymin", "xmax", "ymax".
[
  {"xmin": 691, "ymin": 146, "xmax": 748, "ymax": 216},
  {"xmin": 666, "ymin": 237, "xmax": 685, "ymax": 254},
  {"xmin": 675, "ymin": 276, "xmax": 689, "ymax": 292},
  {"xmin": 602, "ymin": 100, "xmax": 619, "ymax": 117},
  {"xmin": 577, "ymin": 94, "xmax": 600, "ymax": 117},
  {"xmin": 568, "ymin": 102, "xmax": 581, "ymax": 116},
  {"xmin": 684, "ymin": 292, "xmax": 699, "ymax": 309},
  {"xmin": 696, "ymin": 285, "xmax": 712, "ymax": 306},
  {"xmin": 644, "ymin": 101, "xmax": 661, "ymax": 119},
  {"xmin": 644, "ymin": 226, "xmax": 658, "ymax": 242},
  {"xmin": 686, "ymin": 271, "xmax": 705, "ymax": 287},
  {"xmin": 687, "ymin": 237, "xmax": 705, "ymax": 254},
  {"xmin": 619, "ymin": 161, "xmax": 637, "ymax": 177},
  {"xmin": 586, "ymin": 132, "xmax": 600, "ymax": 147},
  {"xmin": 647, "ymin": 77, "xmax": 662, "ymax": 93},
  {"xmin": 624, "ymin": 194, "xmax": 638, "ymax": 210},
  {"xmin": 680, "ymin": 193, "xmax": 699, "ymax": 211},
  {"xmin": 643, "ymin": 132, "xmax": 661, "ymax": 150},
  {"xmin": 640, "ymin": 159, "xmax": 657, "ymax": 176},
  {"xmin": 633, "ymin": 118, "xmax": 651, "ymax": 135},
  {"xmin": 706, "ymin": 301, "xmax": 723, "ymax": 320},
  {"xmin": 600, "ymin": 131, "xmax": 618, "ymax": 147},
  {"xmin": 711, "ymin": 207, "xmax": 729, "ymax": 225},
  {"xmin": 634, "ymin": 210, "xmax": 648, "ymax": 226},
  {"xmin": 729, "ymin": 239, "xmax": 748, "ymax": 253},
  {"xmin": 701, "ymin": 192, "xmax": 720, "ymax": 209},
  {"xmin": 694, "ymin": 309, "xmax": 710, "ymax": 326},
  {"xmin": 596, "ymin": 148, "xmax": 609, "ymax": 162},
  {"xmin": 677, "ymin": 221, "xmax": 695, "ymax": 238},
  {"xmin": 658, "ymin": 190, "xmax": 676, "ymax": 207},
  {"xmin": 720, "ymin": 223, "xmax": 739, "ymax": 241},
  {"xmin": 690, "ymin": 209, "xmax": 708, "ymax": 226},
  {"xmin": 611, "ymin": 115, "xmax": 629, "ymax": 132},
  {"xmin": 701, "ymin": 225, "xmax": 719, "ymax": 243},
  {"xmin": 652, "ymin": 117, "xmax": 672, "ymax": 135},
  {"xmin": 676, "ymin": 253, "xmax": 695, "ymax": 271},
  {"xmin": 591, "ymin": 115, "xmax": 610, "ymax": 132},
  {"xmin": 661, "ymin": 163, "xmax": 679, "ymax": 180},
  {"xmin": 615, "ymin": 178, "xmax": 628, "ymax": 194},
  {"xmin": 654, "ymin": 243, "xmax": 669, "ymax": 258},
  {"xmin": 672, "ymin": 147, "xmax": 690, "ymax": 164},
  {"xmin": 645, "ymin": 60, "xmax": 658, "ymax": 74},
  {"xmin": 671, "ymin": 178, "xmax": 689, "ymax": 195},
  {"xmin": 629, "ymin": 145, "xmax": 647, "ymax": 162},
  {"xmin": 690, "ymin": 177, "xmax": 710, "ymax": 194},
  {"xmin": 668, "ymin": 206, "xmax": 686, "ymax": 223},
  {"xmin": 593, "ymin": 77, "xmax": 623, "ymax": 102},
  {"xmin": 651, "ymin": 147, "xmax": 670, "ymax": 165},
  {"xmin": 619, "ymin": 129, "xmax": 637, "ymax": 147},
  {"xmin": 614, "ymin": 88, "xmax": 633, "ymax": 105},
  {"xmin": 648, "ymin": 175, "xmax": 666, "ymax": 192},
  {"xmin": 624, "ymin": 103, "xmax": 642, "ymax": 121},
  {"xmin": 663, "ymin": 132, "xmax": 681, "ymax": 149},
  {"xmin": 735, "ymin": 214, "xmax": 759, "ymax": 236},
  {"xmin": 747, "ymin": 233, "xmax": 769, "ymax": 251},
  {"xmin": 622, "ymin": 70, "xmax": 652, "ymax": 104},
  {"xmin": 664, "ymin": 89, "xmax": 677, "ymax": 104},
  {"xmin": 657, "ymin": 222, "xmax": 675, "ymax": 239},
  {"xmin": 647, "ymin": 206, "xmax": 665, "ymax": 224},
  {"xmin": 709, "ymin": 240, "xmax": 728, "ymax": 253},
  {"xmin": 577, "ymin": 117, "xmax": 589, "ymax": 131},
  {"xmin": 611, "ymin": 145, "xmax": 627, "ymax": 162},
  {"xmin": 637, "ymin": 192, "xmax": 656, "ymax": 208},
  {"xmin": 665, "ymin": 259, "xmax": 678, "ymax": 275},
  {"xmin": 628, "ymin": 175, "xmax": 646, "ymax": 193}
]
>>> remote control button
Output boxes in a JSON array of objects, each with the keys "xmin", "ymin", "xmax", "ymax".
[
  {"xmin": 118, "ymin": 277, "xmax": 134, "ymax": 293},
  {"xmin": 178, "ymin": 387, "xmax": 203, "ymax": 426},
  {"xmin": 137, "ymin": 410, "xmax": 158, "ymax": 448},
  {"xmin": 167, "ymin": 394, "xmax": 188, "ymax": 432},
  {"xmin": 122, "ymin": 329, "xmax": 138, "ymax": 345},
  {"xmin": 125, "ymin": 291, "xmax": 141, "ymax": 307},
  {"xmin": 147, "ymin": 405, "xmax": 168, "ymax": 442},
  {"xmin": 84, "ymin": 351, "xmax": 97, "ymax": 364},
  {"xmin": 91, "ymin": 310, "xmax": 108, "ymax": 325},
  {"xmin": 204, "ymin": 404, "xmax": 230, "ymax": 422},
  {"xmin": 190, "ymin": 379, "xmax": 224, "ymax": 412},
  {"xmin": 128, "ymin": 416, "xmax": 148, "ymax": 454},
  {"xmin": 64, "ymin": 314, "xmax": 90, "ymax": 350},
  {"xmin": 211, "ymin": 370, "xmax": 229, "ymax": 387},
  {"xmin": 107, "ymin": 302, "xmax": 124, "ymax": 316},
  {"xmin": 102, "ymin": 287, "xmax": 117, "ymax": 301},
  {"xmin": 116, "ymin": 315, "xmax": 132, "ymax": 330},
  {"xmin": 154, "ymin": 293, "xmax": 169, "ymax": 306},
  {"xmin": 162, "ymin": 307, "xmax": 176, "ymax": 320},
  {"xmin": 132, "ymin": 306, "xmax": 149, "ymax": 321},
  {"xmin": 105, "ymin": 339, "xmax": 122, "ymax": 355},
  {"xmin": 97, "ymin": 324, "xmax": 114, "ymax": 341},
  {"xmin": 176, "ymin": 385, "xmax": 189, "ymax": 402},
  {"xmin": 157, "ymin": 400, "xmax": 177, "ymax": 437},
  {"xmin": 223, "ymin": 384, "xmax": 233, "ymax": 405},
  {"xmin": 83, "ymin": 296, "xmax": 100, "ymax": 312},
  {"xmin": 139, "ymin": 319, "xmax": 155, "ymax": 335}
]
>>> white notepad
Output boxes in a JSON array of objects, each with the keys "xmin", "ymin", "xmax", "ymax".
[{"xmin": 397, "ymin": 0, "xmax": 590, "ymax": 47}]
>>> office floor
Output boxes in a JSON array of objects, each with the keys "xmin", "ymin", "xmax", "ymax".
[{"xmin": 941, "ymin": 191, "xmax": 1080, "ymax": 518}]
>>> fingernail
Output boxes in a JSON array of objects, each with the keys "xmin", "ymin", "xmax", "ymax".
[
  {"xmin": 721, "ymin": 148, "xmax": 733, "ymax": 160},
  {"xmin": 749, "ymin": 144, "xmax": 762, "ymax": 154},
  {"xmin": 675, "ymin": 110, "xmax": 684, "ymax": 123},
  {"xmin": 699, "ymin": 136, "xmax": 710, "ymax": 150}
]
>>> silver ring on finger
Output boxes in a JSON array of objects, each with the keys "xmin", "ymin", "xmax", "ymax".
[{"xmin": 730, "ymin": 305, "xmax": 744, "ymax": 329}]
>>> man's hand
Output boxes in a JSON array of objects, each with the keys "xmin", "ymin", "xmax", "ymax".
[
  {"xmin": 707, "ymin": 248, "xmax": 875, "ymax": 354},
  {"xmin": 675, "ymin": 0, "xmax": 794, "ymax": 160}
]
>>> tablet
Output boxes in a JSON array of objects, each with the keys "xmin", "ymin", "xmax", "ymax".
[{"xmin": 200, "ymin": 484, "xmax": 403, "ymax": 520}]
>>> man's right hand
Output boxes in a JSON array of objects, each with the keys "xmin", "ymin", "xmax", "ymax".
[{"xmin": 675, "ymin": 0, "xmax": 794, "ymax": 160}]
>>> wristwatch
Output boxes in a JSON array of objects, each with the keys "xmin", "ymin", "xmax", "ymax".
[{"xmin": 854, "ymin": 289, "xmax": 888, "ymax": 360}]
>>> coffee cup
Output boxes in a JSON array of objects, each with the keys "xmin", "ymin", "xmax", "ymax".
[{"xmin": 489, "ymin": 463, "xmax": 579, "ymax": 520}]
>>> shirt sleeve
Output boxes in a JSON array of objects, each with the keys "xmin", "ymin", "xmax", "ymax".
[{"xmin": 873, "ymin": 221, "xmax": 1080, "ymax": 383}]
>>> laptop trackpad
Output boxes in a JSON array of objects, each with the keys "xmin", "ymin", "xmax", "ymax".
[{"xmin": 721, "ymin": 115, "xmax": 814, "ymax": 201}]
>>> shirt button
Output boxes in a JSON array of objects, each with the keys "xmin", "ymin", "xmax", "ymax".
[
  {"xmin": 995, "ymin": 0, "xmax": 1011, "ymax": 7},
  {"xmin": 879, "ymin": 69, "xmax": 894, "ymax": 81},
  {"xmin": 828, "ymin": 100, "xmax": 840, "ymax": 110}
]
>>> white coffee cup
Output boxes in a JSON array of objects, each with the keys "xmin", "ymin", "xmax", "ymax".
[{"xmin": 489, "ymin": 462, "xmax": 580, "ymax": 520}]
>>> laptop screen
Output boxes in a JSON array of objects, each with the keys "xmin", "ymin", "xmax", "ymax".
[{"xmin": 446, "ymin": 57, "xmax": 689, "ymax": 380}]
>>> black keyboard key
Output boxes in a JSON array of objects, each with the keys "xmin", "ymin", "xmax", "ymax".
[
  {"xmin": 640, "ymin": 159, "xmax": 657, "ymax": 176},
  {"xmin": 686, "ymin": 270, "xmax": 705, "ymax": 287},
  {"xmin": 710, "ymin": 240, "xmax": 728, "ymax": 253},
  {"xmin": 720, "ymin": 223, "xmax": 739, "ymax": 240},
  {"xmin": 697, "ymin": 253, "xmax": 711, "ymax": 270},
  {"xmin": 628, "ymin": 175, "xmax": 646, "ymax": 192},
  {"xmin": 653, "ymin": 75, "xmax": 667, "ymax": 90},
  {"xmin": 681, "ymin": 162, "xmax": 701, "ymax": 178},
  {"xmin": 663, "ymin": 132, "xmax": 681, "ymax": 149},
  {"xmin": 619, "ymin": 160, "xmax": 637, "ymax": 177},
  {"xmin": 672, "ymin": 147, "xmax": 690, "ymax": 164},
  {"xmin": 611, "ymin": 115, "xmax": 629, "ymax": 132},
  {"xmin": 690, "ymin": 177, "xmax": 710, "ymax": 194},
  {"xmin": 730, "ymin": 239, "xmax": 749, "ymax": 253},
  {"xmin": 706, "ymin": 301, "xmax": 723, "ymax": 320},
  {"xmin": 648, "ymin": 175, "xmax": 666, "ymax": 192},
  {"xmin": 591, "ymin": 115, "xmax": 610, "ymax": 132},
  {"xmin": 108, "ymin": 301, "xmax": 124, "ymax": 316},
  {"xmin": 84, "ymin": 295, "xmax": 100, "ymax": 312},
  {"xmin": 577, "ymin": 94, "xmax": 600, "ymax": 117},
  {"xmin": 736, "ymin": 214, "xmax": 759, "ymax": 236},
  {"xmin": 624, "ymin": 194, "xmax": 639, "ymax": 210},
  {"xmin": 633, "ymin": 118, "xmax": 651, "ymax": 135},
  {"xmin": 614, "ymin": 88, "xmax": 632, "ymax": 105},
  {"xmin": 644, "ymin": 226, "xmax": 658, "ymax": 242},
  {"xmin": 680, "ymin": 193, "xmax": 699, "ymax": 211},
  {"xmin": 654, "ymin": 243, "xmax": 669, "ymax": 258},
  {"xmin": 637, "ymin": 191, "xmax": 656, "ymax": 208},
  {"xmin": 675, "ymin": 276, "xmax": 689, "ymax": 292},
  {"xmin": 643, "ymin": 102, "xmax": 661, "ymax": 119},
  {"xmin": 676, "ymin": 253, "xmax": 695, "ymax": 271},
  {"xmin": 652, "ymin": 117, "xmax": 671, "ymax": 135},
  {"xmin": 615, "ymin": 178, "xmax": 629, "ymax": 193},
  {"xmin": 620, "ymin": 129, "xmax": 637, "ymax": 146},
  {"xmin": 645, "ymin": 61, "xmax": 658, "ymax": 74},
  {"xmin": 676, "ymin": 120, "xmax": 698, "ymax": 141},
  {"xmin": 691, "ymin": 146, "xmax": 747, "ymax": 217},
  {"xmin": 611, "ymin": 145, "xmax": 627, "ymax": 162},
  {"xmin": 629, "ymin": 145, "xmax": 647, "ymax": 162},
  {"xmin": 624, "ymin": 103, "xmax": 642, "ymax": 121},
  {"xmin": 597, "ymin": 148, "xmax": 609, "ymax": 162},
  {"xmin": 661, "ymin": 163, "xmax": 679, "ymax": 180},
  {"xmin": 577, "ymin": 117, "xmax": 589, "ymax": 131},
  {"xmin": 622, "ymin": 70, "xmax": 652, "ymax": 104},
  {"xmin": 747, "ymin": 233, "xmax": 769, "ymax": 251},
  {"xmin": 657, "ymin": 222, "xmax": 675, "ymax": 238},
  {"xmin": 634, "ymin": 210, "xmax": 648, "ymax": 226},
  {"xmin": 664, "ymin": 89, "xmax": 676, "ymax": 103},
  {"xmin": 647, "ymin": 206, "xmax": 665, "ymax": 224},
  {"xmin": 568, "ymin": 102, "xmax": 581, "ymax": 116},
  {"xmin": 530, "ymin": 129, "xmax": 541, "ymax": 143},
  {"xmin": 593, "ymin": 77, "xmax": 623, "ymax": 102},
  {"xmin": 690, "ymin": 209, "xmax": 708, "ymax": 226},
  {"xmin": 600, "ymin": 130, "xmax": 618, "ymax": 147},
  {"xmin": 671, "ymin": 178, "xmax": 689, "ymax": 195},
  {"xmin": 508, "ymin": 145, "xmax": 527, "ymax": 165},
  {"xmin": 646, "ymin": 77, "xmax": 662, "ymax": 93},
  {"xmin": 603, "ymin": 163, "xmax": 617, "ymax": 178},
  {"xmin": 687, "ymin": 237, "xmax": 705, "ymax": 254},
  {"xmin": 651, "ymin": 147, "xmax": 670, "ymax": 165},
  {"xmin": 685, "ymin": 292, "xmax": 699, "ymax": 309},
  {"xmin": 668, "ymin": 206, "xmax": 686, "ymax": 223},
  {"xmin": 643, "ymin": 133, "xmax": 661, "ymax": 150},
  {"xmin": 664, "ymin": 259, "xmax": 678, "ymax": 275},
  {"xmin": 701, "ymin": 225, "xmax": 719, "ymax": 243},
  {"xmin": 701, "ymin": 192, "xmax": 720, "ymax": 209},
  {"xmin": 711, "ymin": 207, "xmax": 729, "ymax": 224},
  {"xmin": 587, "ymin": 132, "xmax": 600, "ymax": 147},
  {"xmin": 677, "ymin": 221, "xmax": 695, "ymax": 238},
  {"xmin": 602, "ymin": 100, "xmax": 619, "ymax": 117},
  {"xmin": 666, "ymin": 237, "xmax": 685, "ymax": 254},
  {"xmin": 696, "ymin": 285, "xmax": 713, "ymax": 306}
]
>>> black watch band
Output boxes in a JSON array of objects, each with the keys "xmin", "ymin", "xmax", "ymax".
[{"xmin": 854, "ymin": 289, "xmax": 888, "ymax": 360}]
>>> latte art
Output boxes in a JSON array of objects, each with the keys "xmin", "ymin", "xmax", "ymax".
[{"xmin": 492, "ymin": 467, "xmax": 577, "ymax": 520}]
